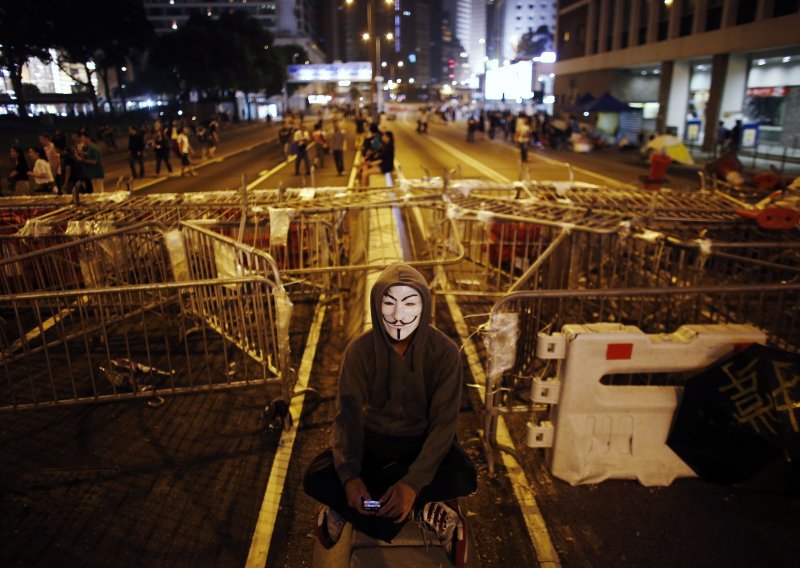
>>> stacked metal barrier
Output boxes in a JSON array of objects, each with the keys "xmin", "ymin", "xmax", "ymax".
[
  {"xmin": 0, "ymin": 221, "xmax": 291, "ymax": 411},
  {"xmin": 3, "ymin": 180, "xmax": 798, "ymax": 473},
  {"xmin": 437, "ymin": 179, "xmax": 800, "ymax": 474}
]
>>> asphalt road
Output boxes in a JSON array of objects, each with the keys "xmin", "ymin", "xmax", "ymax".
[{"xmin": 3, "ymin": 115, "xmax": 799, "ymax": 568}]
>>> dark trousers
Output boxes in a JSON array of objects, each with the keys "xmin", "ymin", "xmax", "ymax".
[
  {"xmin": 155, "ymin": 153, "xmax": 172, "ymax": 175},
  {"xmin": 303, "ymin": 430, "xmax": 477, "ymax": 543},
  {"xmin": 295, "ymin": 152, "xmax": 310, "ymax": 175},
  {"xmin": 519, "ymin": 142, "xmax": 528, "ymax": 162},
  {"xmin": 129, "ymin": 153, "xmax": 144, "ymax": 178},
  {"xmin": 333, "ymin": 149, "xmax": 344, "ymax": 174}
]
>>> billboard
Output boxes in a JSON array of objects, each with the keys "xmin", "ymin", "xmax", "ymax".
[
  {"xmin": 484, "ymin": 61, "xmax": 534, "ymax": 101},
  {"xmin": 287, "ymin": 62, "xmax": 372, "ymax": 83}
]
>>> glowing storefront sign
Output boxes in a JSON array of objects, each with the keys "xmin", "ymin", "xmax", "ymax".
[
  {"xmin": 287, "ymin": 62, "xmax": 372, "ymax": 83},
  {"xmin": 484, "ymin": 61, "xmax": 534, "ymax": 101}
]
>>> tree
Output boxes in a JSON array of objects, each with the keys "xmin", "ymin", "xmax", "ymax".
[
  {"xmin": 50, "ymin": 0, "xmax": 152, "ymax": 115},
  {"xmin": 216, "ymin": 10, "xmax": 285, "ymax": 120},
  {"xmin": 0, "ymin": 0, "xmax": 55, "ymax": 117},
  {"xmin": 143, "ymin": 11, "xmax": 287, "ymax": 120},
  {"xmin": 94, "ymin": 0, "xmax": 153, "ymax": 114}
]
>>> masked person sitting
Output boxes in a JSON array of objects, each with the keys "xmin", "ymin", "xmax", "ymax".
[{"xmin": 304, "ymin": 262, "xmax": 477, "ymax": 567}]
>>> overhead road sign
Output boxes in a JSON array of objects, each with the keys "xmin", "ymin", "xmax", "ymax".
[{"xmin": 287, "ymin": 62, "xmax": 372, "ymax": 83}]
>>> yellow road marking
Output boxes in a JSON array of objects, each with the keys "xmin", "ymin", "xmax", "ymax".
[
  {"xmin": 245, "ymin": 299, "xmax": 328, "ymax": 568},
  {"xmin": 408, "ymin": 193, "xmax": 561, "ymax": 567}
]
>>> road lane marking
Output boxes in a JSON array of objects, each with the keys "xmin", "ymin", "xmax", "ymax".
[
  {"xmin": 420, "ymin": 124, "xmax": 633, "ymax": 189},
  {"xmin": 408, "ymin": 186, "xmax": 562, "ymax": 568},
  {"xmin": 245, "ymin": 299, "xmax": 328, "ymax": 568},
  {"xmin": 444, "ymin": 292, "xmax": 562, "ymax": 567},
  {"xmin": 423, "ymin": 135, "xmax": 509, "ymax": 182},
  {"xmin": 131, "ymin": 135, "xmax": 279, "ymax": 193}
]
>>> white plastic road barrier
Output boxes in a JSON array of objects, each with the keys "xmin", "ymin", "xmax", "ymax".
[{"xmin": 528, "ymin": 323, "xmax": 766, "ymax": 487}]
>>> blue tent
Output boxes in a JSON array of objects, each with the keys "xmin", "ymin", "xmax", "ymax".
[{"xmin": 581, "ymin": 92, "xmax": 631, "ymax": 113}]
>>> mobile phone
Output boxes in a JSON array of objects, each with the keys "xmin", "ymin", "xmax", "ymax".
[{"xmin": 362, "ymin": 499, "xmax": 382, "ymax": 510}]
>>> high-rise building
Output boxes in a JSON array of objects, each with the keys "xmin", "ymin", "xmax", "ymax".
[
  {"xmin": 340, "ymin": 1, "xmax": 433, "ymax": 88},
  {"xmin": 553, "ymin": 1, "xmax": 800, "ymax": 151},
  {"xmin": 142, "ymin": 0, "xmax": 325, "ymax": 62}
]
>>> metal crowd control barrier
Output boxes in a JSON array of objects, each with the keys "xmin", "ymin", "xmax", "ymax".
[
  {"xmin": 3, "ymin": 187, "xmax": 455, "ymax": 302},
  {"xmin": 0, "ymin": 221, "xmax": 292, "ymax": 412},
  {"xmin": 480, "ymin": 284, "xmax": 800, "ymax": 477},
  {"xmin": 0, "ymin": 195, "xmax": 74, "ymax": 235}
]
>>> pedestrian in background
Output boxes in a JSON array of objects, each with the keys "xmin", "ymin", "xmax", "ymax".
[
  {"xmin": 716, "ymin": 121, "xmax": 728, "ymax": 154},
  {"xmin": 60, "ymin": 143, "xmax": 88, "ymax": 195},
  {"xmin": 152, "ymin": 129, "xmax": 173, "ymax": 176},
  {"xmin": 177, "ymin": 126, "xmax": 197, "ymax": 176},
  {"xmin": 39, "ymin": 133, "xmax": 62, "ymax": 194},
  {"xmin": 128, "ymin": 125, "xmax": 146, "ymax": 178},
  {"xmin": 278, "ymin": 121, "xmax": 293, "ymax": 160},
  {"xmin": 78, "ymin": 133, "xmax": 104, "ymax": 192},
  {"xmin": 6, "ymin": 146, "xmax": 30, "ymax": 195},
  {"xmin": 330, "ymin": 121, "xmax": 347, "ymax": 176},
  {"xmin": 207, "ymin": 116, "xmax": 220, "ymax": 153},
  {"xmin": 312, "ymin": 122, "xmax": 328, "ymax": 168},
  {"xmin": 729, "ymin": 119, "xmax": 742, "ymax": 153},
  {"xmin": 293, "ymin": 123, "xmax": 311, "ymax": 176},
  {"xmin": 27, "ymin": 147, "xmax": 55, "ymax": 193},
  {"xmin": 515, "ymin": 116, "xmax": 532, "ymax": 163},
  {"xmin": 466, "ymin": 116, "xmax": 477, "ymax": 142}
]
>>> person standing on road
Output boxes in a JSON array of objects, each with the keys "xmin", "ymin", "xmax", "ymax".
[
  {"xmin": 278, "ymin": 121, "xmax": 293, "ymax": 160},
  {"xmin": 729, "ymin": 119, "xmax": 742, "ymax": 153},
  {"xmin": 207, "ymin": 117, "xmax": 219, "ymax": 158},
  {"xmin": 78, "ymin": 133, "xmax": 104, "ymax": 192},
  {"xmin": 304, "ymin": 262, "xmax": 477, "ymax": 567},
  {"xmin": 515, "ymin": 116, "xmax": 532, "ymax": 163},
  {"xmin": 330, "ymin": 121, "xmax": 347, "ymax": 176},
  {"xmin": 128, "ymin": 125, "xmax": 146, "ymax": 179},
  {"xmin": 312, "ymin": 122, "xmax": 328, "ymax": 168},
  {"xmin": 6, "ymin": 146, "xmax": 30, "ymax": 195},
  {"xmin": 716, "ymin": 121, "xmax": 728, "ymax": 153},
  {"xmin": 26, "ymin": 147, "xmax": 55, "ymax": 193},
  {"xmin": 39, "ymin": 133, "xmax": 62, "ymax": 193},
  {"xmin": 152, "ymin": 129, "xmax": 173, "ymax": 176},
  {"xmin": 177, "ymin": 127, "xmax": 197, "ymax": 176},
  {"xmin": 293, "ymin": 123, "xmax": 311, "ymax": 176}
]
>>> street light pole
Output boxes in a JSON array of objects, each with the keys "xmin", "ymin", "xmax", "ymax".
[{"xmin": 367, "ymin": 0, "xmax": 384, "ymax": 115}]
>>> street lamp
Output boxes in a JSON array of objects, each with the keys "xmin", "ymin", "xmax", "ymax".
[{"xmin": 351, "ymin": 0, "xmax": 393, "ymax": 114}]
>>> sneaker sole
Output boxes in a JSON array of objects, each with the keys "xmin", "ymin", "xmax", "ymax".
[
  {"xmin": 451, "ymin": 503, "xmax": 468, "ymax": 567},
  {"xmin": 314, "ymin": 508, "xmax": 336, "ymax": 550}
]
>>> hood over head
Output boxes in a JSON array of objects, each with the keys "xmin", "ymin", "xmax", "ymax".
[
  {"xmin": 370, "ymin": 262, "xmax": 431, "ymax": 348},
  {"xmin": 368, "ymin": 262, "xmax": 432, "ymax": 390}
]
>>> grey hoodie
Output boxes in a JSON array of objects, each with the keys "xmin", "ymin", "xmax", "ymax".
[{"xmin": 332, "ymin": 262, "xmax": 463, "ymax": 494}]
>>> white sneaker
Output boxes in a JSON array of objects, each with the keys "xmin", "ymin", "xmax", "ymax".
[{"xmin": 414, "ymin": 500, "xmax": 468, "ymax": 566}]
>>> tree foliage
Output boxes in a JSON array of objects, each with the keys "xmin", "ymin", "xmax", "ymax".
[
  {"xmin": 49, "ymin": 0, "xmax": 152, "ymax": 114},
  {"xmin": 0, "ymin": 0, "xmax": 55, "ymax": 117},
  {"xmin": 143, "ymin": 10, "xmax": 287, "ymax": 106}
]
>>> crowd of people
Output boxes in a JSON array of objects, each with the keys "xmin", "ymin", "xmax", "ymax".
[
  {"xmin": 277, "ymin": 109, "xmax": 395, "ymax": 188},
  {"xmin": 4, "ymin": 130, "xmax": 105, "ymax": 196},
  {"xmin": 2, "ymin": 115, "xmax": 223, "ymax": 197}
]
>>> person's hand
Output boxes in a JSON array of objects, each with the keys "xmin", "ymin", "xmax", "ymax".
[
  {"xmin": 344, "ymin": 477, "xmax": 372, "ymax": 512},
  {"xmin": 377, "ymin": 480, "xmax": 416, "ymax": 523}
]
